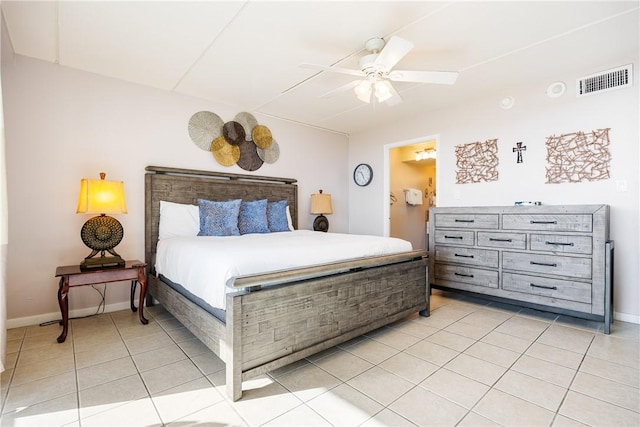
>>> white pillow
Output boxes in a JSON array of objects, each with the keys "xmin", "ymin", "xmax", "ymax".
[
  {"xmin": 286, "ymin": 205, "xmax": 294, "ymax": 231},
  {"xmin": 159, "ymin": 200, "xmax": 200, "ymax": 240}
]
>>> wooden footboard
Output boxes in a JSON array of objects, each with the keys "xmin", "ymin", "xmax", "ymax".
[
  {"xmin": 149, "ymin": 253, "xmax": 428, "ymax": 400},
  {"xmin": 226, "ymin": 254, "xmax": 428, "ymax": 400}
]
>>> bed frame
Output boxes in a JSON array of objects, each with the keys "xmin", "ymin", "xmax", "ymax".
[{"xmin": 144, "ymin": 166, "xmax": 429, "ymax": 400}]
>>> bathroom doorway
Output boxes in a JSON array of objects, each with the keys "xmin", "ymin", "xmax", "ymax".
[{"xmin": 387, "ymin": 139, "xmax": 437, "ymax": 250}]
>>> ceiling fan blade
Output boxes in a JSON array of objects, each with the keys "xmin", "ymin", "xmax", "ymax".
[
  {"xmin": 388, "ymin": 70, "xmax": 459, "ymax": 85},
  {"xmin": 320, "ymin": 80, "xmax": 362, "ymax": 99},
  {"xmin": 374, "ymin": 36, "xmax": 414, "ymax": 70},
  {"xmin": 300, "ymin": 63, "xmax": 363, "ymax": 77}
]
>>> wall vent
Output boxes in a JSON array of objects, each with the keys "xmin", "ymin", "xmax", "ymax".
[{"xmin": 577, "ymin": 64, "xmax": 632, "ymax": 97}]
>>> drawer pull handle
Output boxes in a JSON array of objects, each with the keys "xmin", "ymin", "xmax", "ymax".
[
  {"xmin": 489, "ymin": 238, "xmax": 512, "ymax": 242},
  {"xmin": 454, "ymin": 254, "xmax": 474, "ymax": 258},
  {"xmin": 455, "ymin": 219, "xmax": 475, "ymax": 223},
  {"xmin": 530, "ymin": 261, "xmax": 557, "ymax": 267},
  {"xmin": 530, "ymin": 283, "xmax": 558, "ymax": 290},
  {"xmin": 444, "ymin": 235, "xmax": 463, "ymax": 239},
  {"xmin": 545, "ymin": 241, "xmax": 574, "ymax": 246},
  {"xmin": 455, "ymin": 272, "xmax": 474, "ymax": 278},
  {"xmin": 530, "ymin": 220, "xmax": 557, "ymax": 224}
]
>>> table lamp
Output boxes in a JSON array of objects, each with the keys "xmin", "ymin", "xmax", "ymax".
[
  {"xmin": 310, "ymin": 190, "xmax": 332, "ymax": 232},
  {"xmin": 77, "ymin": 172, "xmax": 127, "ymax": 270}
]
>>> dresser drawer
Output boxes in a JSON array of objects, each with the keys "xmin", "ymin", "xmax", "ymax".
[
  {"xmin": 477, "ymin": 232, "xmax": 526, "ymax": 249},
  {"xmin": 435, "ymin": 245, "xmax": 498, "ymax": 268},
  {"xmin": 435, "ymin": 264, "xmax": 499, "ymax": 289},
  {"xmin": 434, "ymin": 230, "xmax": 474, "ymax": 246},
  {"xmin": 503, "ymin": 214, "xmax": 592, "ymax": 232},
  {"xmin": 435, "ymin": 214, "xmax": 499, "ymax": 229},
  {"xmin": 531, "ymin": 234, "xmax": 592, "ymax": 255},
  {"xmin": 503, "ymin": 273, "xmax": 591, "ymax": 304},
  {"xmin": 503, "ymin": 251, "xmax": 592, "ymax": 279}
]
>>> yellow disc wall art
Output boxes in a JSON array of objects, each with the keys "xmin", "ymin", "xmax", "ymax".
[{"xmin": 211, "ymin": 136, "xmax": 240, "ymax": 166}]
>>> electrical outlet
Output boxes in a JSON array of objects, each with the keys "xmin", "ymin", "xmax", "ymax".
[{"xmin": 616, "ymin": 180, "xmax": 628, "ymax": 192}]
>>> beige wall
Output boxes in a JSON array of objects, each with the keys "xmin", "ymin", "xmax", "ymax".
[{"xmin": 2, "ymin": 55, "xmax": 348, "ymax": 326}]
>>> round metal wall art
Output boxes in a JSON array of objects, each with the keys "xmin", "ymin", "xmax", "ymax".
[
  {"xmin": 188, "ymin": 111, "xmax": 224, "ymax": 151},
  {"xmin": 234, "ymin": 112, "xmax": 259, "ymax": 141},
  {"xmin": 237, "ymin": 139, "xmax": 264, "ymax": 171},
  {"xmin": 223, "ymin": 121, "xmax": 246, "ymax": 145},
  {"xmin": 257, "ymin": 139, "xmax": 280, "ymax": 164},
  {"xmin": 252, "ymin": 125, "xmax": 273, "ymax": 149},
  {"xmin": 211, "ymin": 136, "xmax": 241, "ymax": 166},
  {"xmin": 188, "ymin": 110, "xmax": 278, "ymax": 170}
]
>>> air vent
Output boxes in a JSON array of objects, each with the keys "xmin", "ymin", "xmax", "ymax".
[{"xmin": 577, "ymin": 64, "xmax": 632, "ymax": 97}]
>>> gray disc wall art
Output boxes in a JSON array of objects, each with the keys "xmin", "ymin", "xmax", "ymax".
[
  {"xmin": 188, "ymin": 111, "xmax": 224, "ymax": 151},
  {"xmin": 257, "ymin": 139, "xmax": 280, "ymax": 164},
  {"xmin": 234, "ymin": 112, "xmax": 259, "ymax": 141}
]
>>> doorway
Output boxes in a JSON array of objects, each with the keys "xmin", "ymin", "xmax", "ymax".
[{"xmin": 384, "ymin": 136, "xmax": 438, "ymax": 250}]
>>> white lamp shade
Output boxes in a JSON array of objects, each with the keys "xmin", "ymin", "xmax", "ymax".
[
  {"xmin": 77, "ymin": 176, "xmax": 127, "ymax": 214},
  {"xmin": 310, "ymin": 192, "xmax": 332, "ymax": 215}
]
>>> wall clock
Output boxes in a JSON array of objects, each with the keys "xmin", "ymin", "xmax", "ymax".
[{"xmin": 353, "ymin": 163, "xmax": 373, "ymax": 187}]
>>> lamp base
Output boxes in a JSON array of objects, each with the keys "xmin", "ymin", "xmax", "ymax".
[
  {"xmin": 80, "ymin": 255, "xmax": 125, "ymax": 271},
  {"xmin": 313, "ymin": 215, "xmax": 329, "ymax": 232},
  {"xmin": 79, "ymin": 214, "xmax": 126, "ymax": 270}
]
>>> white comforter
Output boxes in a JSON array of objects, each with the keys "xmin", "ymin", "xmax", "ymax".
[{"xmin": 155, "ymin": 230, "xmax": 413, "ymax": 310}]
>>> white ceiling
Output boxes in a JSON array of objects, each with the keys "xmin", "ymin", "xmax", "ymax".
[{"xmin": 2, "ymin": 1, "xmax": 639, "ymax": 135}]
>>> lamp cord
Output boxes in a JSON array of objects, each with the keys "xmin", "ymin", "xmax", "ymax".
[{"xmin": 38, "ymin": 284, "xmax": 107, "ymax": 327}]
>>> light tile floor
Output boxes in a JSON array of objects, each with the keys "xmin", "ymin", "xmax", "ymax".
[{"xmin": 2, "ymin": 290, "xmax": 639, "ymax": 426}]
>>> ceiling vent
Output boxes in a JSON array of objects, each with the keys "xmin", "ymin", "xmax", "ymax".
[{"xmin": 577, "ymin": 64, "xmax": 632, "ymax": 97}]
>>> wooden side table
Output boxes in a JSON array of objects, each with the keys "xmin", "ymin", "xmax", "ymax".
[{"xmin": 55, "ymin": 260, "xmax": 148, "ymax": 343}]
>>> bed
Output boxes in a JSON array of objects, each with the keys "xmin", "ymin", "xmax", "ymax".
[{"xmin": 144, "ymin": 166, "xmax": 429, "ymax": 400}]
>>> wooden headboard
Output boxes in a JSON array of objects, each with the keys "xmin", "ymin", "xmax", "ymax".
[{"xmin": 145, "ymin": 166, "xmax": 298, "ymax": 275}]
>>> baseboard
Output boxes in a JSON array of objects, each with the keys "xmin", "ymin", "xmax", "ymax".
[
  {"xmin": 6, "ymin": 301, "xmax": 131, "ymax": 329},
  {"xmin": 614, "ymin": 311, "xmax": 640, "ymax": 325}
]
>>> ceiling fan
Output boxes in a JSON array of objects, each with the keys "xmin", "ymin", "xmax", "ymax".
[{"xmin": 302, "ymin": 36, "xmax": 458, "ymax": 105}]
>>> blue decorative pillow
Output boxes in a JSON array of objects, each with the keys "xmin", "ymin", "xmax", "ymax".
[
  {"xmin": 267, "ymin": 200, "xmax": 290, "ymax": 232},
  {"xmin": 197, "ymin": 198, "xmax": 241, "ymax": 236},
  {"xmin": 238, "ymin": 199, "xmax": 270, "ymax": 234}
]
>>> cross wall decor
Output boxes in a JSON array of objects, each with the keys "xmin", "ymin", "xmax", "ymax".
[{"xmin": 513, "ymin": 142, "xmax": 526, "ymax": 163}]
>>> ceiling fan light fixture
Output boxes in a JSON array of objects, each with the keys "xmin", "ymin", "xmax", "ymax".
[
  {"xmin": 354, "ymin": 80, "xmax": 372, "ymax": 103},
  {"xmin": 374, "ymin": 80, "xmax": 393, "ymax": 103}
]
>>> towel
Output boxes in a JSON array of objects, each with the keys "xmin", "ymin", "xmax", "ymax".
[{"xmin": 405, "ymin": 188, "xmax": 423, "ymax": 206}]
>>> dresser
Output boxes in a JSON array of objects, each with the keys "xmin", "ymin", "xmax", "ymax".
[{"xmin": 428, "ymin": 205, "xmax": 613, "ymax": 333}]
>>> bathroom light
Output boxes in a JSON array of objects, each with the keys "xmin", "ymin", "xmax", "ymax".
[{"xmin": 415, "ymin": 149, "xmax": 437, "ymax": 161}]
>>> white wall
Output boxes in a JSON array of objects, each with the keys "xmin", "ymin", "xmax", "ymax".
[
  {"xmin": 2, "ymin": 55, "xmax": 348, "ymax": 325},
  {"xmin": 348, "ymin": 64, "xmax": 639, "ymax": 321}
]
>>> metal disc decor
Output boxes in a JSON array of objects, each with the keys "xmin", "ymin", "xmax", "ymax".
[
  {"xmin": 237, "ymin": 139, "xmax": 264, "ymax": 171},
  {"xmin": 222, "ymin": 121, "xmax": 246, "ymax": 146},
  {"xmin": 234, "ymin": 112, "xmax": 259, "ymax": 141},
  {"xmin": 188, "ymin": 111, "xmax": 224, "ymax": 151},
  {"xmin": 80, "ymin": 215, "xmax": 124, "ymax": 251},
  {"xmin": 211, "ymin": 136, "xmax": 240, "ymax": 166},
  {"xmin": 188, "ymin": 111, "xmax": 281, "ymax": 170},
  {"xmin": 252, "ymin": 125, "xmax": 273, "ymax": 149},
  {"xmin": 257, "ymin": 139, "xmax": 280, "ymax": 164}
]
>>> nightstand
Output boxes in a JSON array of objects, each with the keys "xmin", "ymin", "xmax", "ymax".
[{"xmin": 55, "ymin": 260, "xmax": 148, "ymax": 343}]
